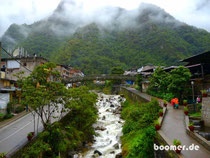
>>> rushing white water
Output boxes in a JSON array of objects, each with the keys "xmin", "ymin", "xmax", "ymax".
[{"xmin": 74, "ymin": 93, "xmax": 125, "ymax": 158}]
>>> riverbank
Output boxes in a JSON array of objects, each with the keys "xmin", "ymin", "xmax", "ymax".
[
  {"xmin": 75, "ymin": 93, "xmax": 125, "ymax": 158},
  {"xmin": 120, "ymin": 91, "xmax": 160, "ymax": 158}
]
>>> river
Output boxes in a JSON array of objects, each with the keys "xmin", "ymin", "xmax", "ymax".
[{"xmin": 74, "ymin": 93, "xmax": 125, "ymax": 158}]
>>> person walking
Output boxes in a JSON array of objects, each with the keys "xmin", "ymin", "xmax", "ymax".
[
  {"xmin": 196, "ymin": 96, "xmax": 201, "ymax": 103},
  {"xmin": 174, "ymin": 98, "xmax": 179, "ymax": 109},
  {"xmin": 171, "ymin": 98, "xmax": 175, "ymax": 108}
]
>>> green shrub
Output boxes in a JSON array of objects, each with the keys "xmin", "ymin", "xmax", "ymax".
[
  {"xmin": 0, "ymin": 153, "xmax": 6, "ymax": 158},
  {"xmin": 173, "ymin": 139, "xmax": 181, "ymax": 146},
  {"xmin": 162, "ymin": 93, "xmax": 174, "ymax": 101},
  {"xmin": 0, "ymin": 113, "xmax": 4, "ymax": 118},
  {"xmin": 3, "ymin": 114, "xmax": 14, "ymax": 119},
  {"xmin": 6, "ymin": 102, "xmax": 14, "ymax": 114},
  {"xmin": 189, "ymin": 112, "xmax": 201, "ymax": 117},
  {"xmin": 121, "ymin": 95, "xmax": 160, "ymax": 158},
  {"xmin": 184, "ymin": 107, "xmax": 188, "ymax": 111},
  {"xmin": 159, "ymin": 109, "xmax": 163, "ymax": 113},
  {"xmin": 189, "ymin": 122, "xmax": 194, "ymax": 126},
  {"xmin": 22, "ymin": 140, "xmax": 51, "ymax": 158},
  {"xmin": 127, "ymin": 126, "xmax": 156, "ymax": 158},
  {"xmin": 197, "ymin": 103, "xmax": 202, "ymax": 111},
  {"xmin": 135, "ymin": 86, "xmax": 140, "ymax": 91},
  {"xmin": 15, "ymin": 106, "xmax": 25, "ymax": 113}
]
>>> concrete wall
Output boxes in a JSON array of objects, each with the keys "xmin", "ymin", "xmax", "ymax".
[
  {"xmin": 5, "ymin": 58, "xmax": 47, "ymax": 81},
  {"xmin": 120, "ymin": 87, "xmax": 149, "ymax": 103},
  {"xmin": 201, "ymin": 97, "xmax": 210, "ymax": 127}
]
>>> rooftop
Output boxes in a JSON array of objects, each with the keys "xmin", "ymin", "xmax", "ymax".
[{"xmin": 180, "ymin": 51, "xmax": 210, "ymax": 64}]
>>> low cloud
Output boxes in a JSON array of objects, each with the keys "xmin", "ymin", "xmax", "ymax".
[{"xmin": 0, "ymin": 0, "xmax": 210, "ymax": 38}]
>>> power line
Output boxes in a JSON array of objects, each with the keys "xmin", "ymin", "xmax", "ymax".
[{"xmin": 1, "ymin": 46, "xmax": 32, "ymax": 72}]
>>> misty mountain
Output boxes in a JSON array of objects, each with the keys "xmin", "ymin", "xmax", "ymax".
[{"xmin": 1, "ymin": 2, "xmax": 210, "ymax": 73}]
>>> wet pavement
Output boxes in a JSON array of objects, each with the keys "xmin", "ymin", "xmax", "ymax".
[
  {"xmin": 0, "ymin": 104, "xmax": 65, "ymax": 157},
  {"xmin": 162, "ymin": 106, "xmax": 210, "ymax": 158}
]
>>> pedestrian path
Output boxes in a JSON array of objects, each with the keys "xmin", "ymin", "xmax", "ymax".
[{"xmin": 124, "ymin": 87, "xmax": 210, "ymax": 158}]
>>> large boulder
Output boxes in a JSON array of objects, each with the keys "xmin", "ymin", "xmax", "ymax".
[
  {"xmin": 94, "ymin": 150, "xmax": 102, "ymax": 156},
  {"xmin": 110, "ymin": 104, "xmax": 115, "ymax": 108},
  {"xmin": 113, "ymin": 143, "xmax": 120, "ymax": 149}
]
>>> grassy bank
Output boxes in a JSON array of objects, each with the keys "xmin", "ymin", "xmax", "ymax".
[{"xmin": 120, "ymin": 94, "xmax": 160, "ymax": 158}]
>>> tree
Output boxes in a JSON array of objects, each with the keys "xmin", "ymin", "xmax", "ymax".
[
  {"xmin": 110, "ymin": 67, "xmax": 124, "ymax": 85},
  {"xmin": 19, "ymin": 62, "xmax": 68, "ymax": 130},
  {"xmin": 111, "ymin": 67, "xmax": 124, "ymax": 75},
  {"xmin": 168, "ymin": 66, "xmax": 191, "ymax": 101},
  {"xmin": 148, "ymin": 67, "xmax": 169, "ymax": 94},
  {"xmin": 17, "ymin": 63, "xmax": 98, "ymax": 157},
  {"xmin": 136, "ymin": 74, "xmax": 143, "ymax": 91}
]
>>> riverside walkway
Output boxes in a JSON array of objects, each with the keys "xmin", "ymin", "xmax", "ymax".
[{"xmin": 124, "ymin": 87, "xmax": 210, "ymax": 158}]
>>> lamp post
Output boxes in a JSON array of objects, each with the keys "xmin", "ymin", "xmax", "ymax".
[{"xmin": 191, "ymin": 81, "xmax": 195, "ymax": 113}]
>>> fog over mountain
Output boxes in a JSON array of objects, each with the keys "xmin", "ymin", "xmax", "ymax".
[
  {"xmin": 1, "ymin": 0, "xmax": 210, "ymax": 74},
  {"xmin": 1, "ymin": 1, "xmax": 186, "ymax": 47},
  {"xmin": 0, "ymin": 0, "xmax": 210, "ymax": 37}
]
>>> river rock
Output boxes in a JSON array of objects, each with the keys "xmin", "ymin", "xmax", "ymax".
[
  {"xmin": 102, "ymin": 115, "xmax": 106, "ymax": 120},
  {"xmin": 110, "ymin": 104, "xmax": 115, "ymax": 108},
  {"xmin": 95, "ymin": 126, "xmax": 106, "ymax": 131},
  {"xmin": 110, "ymin": 151, "xmax": 115, "ymax": 154},
  {"xmin": 94, "ymin": 150, "xmax": 102, "ymax": 156},
  {"xmin": 113, "ymin": 143, "xmax": 120, "ymax": 149},
  {"xmin": 115, "ymin": 153, "xmax": 122, "ymax": 158}
]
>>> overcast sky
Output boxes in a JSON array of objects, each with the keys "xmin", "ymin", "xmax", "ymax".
[{"xmin": 0, "ymin": 0, "xmax": 210, "ymax": 36}]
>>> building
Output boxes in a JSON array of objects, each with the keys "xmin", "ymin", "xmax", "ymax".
[
  {"xmin": 1, "ymin": 56, "xmax": 48, "ymax": 81},
  {"xmin": 0, "ymin": 56, "xmax": 47, "ymax": 112},
  {"xmin": 124, "ymin": 68, "xmax": 138, "ymax": 76},
  {"xmin": 140, "ymin": 65, "xmax": 159, "ymax": 77},
  {"xmin": 69, "ymin": 69, "xmax": 84, "ymax": 77},
  {"xmin": 56, "ymin": 64, "xmax": 72, "ymax": 79},
  {"xmin": 181, "ymin": 51, "xmax": 210, "ymax": 95}
]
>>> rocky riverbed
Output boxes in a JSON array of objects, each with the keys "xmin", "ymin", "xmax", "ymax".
[{"xmin": 74, "ymin": 93, "xmax": 125, "ymax": 158}]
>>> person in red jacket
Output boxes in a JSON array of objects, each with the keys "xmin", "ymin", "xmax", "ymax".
[
  {"xmin": 174, "ymin": 98, "xmax": 179, "ymax": 109},
  {"xmin": 171, "ymin": 99, "xmax": 175, "ymax": 108}
]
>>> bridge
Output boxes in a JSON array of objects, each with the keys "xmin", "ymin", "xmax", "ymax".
[{"xmin": 63, "ymin": 74, "xmax": 136, "ymax": 83}]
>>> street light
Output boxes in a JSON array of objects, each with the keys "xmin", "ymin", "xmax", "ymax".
[{"xmin": 191, "ymin": 81, "xmax": 195, "ymax": 113}]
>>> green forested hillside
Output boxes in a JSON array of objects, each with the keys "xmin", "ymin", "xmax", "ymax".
[
  {"xmin": 50, "ymin": 23, "xmax": 210, "ymax": 74},
  {"xmin": 1, "ymin": 2, "xmax": 210, "ymax": 74}
]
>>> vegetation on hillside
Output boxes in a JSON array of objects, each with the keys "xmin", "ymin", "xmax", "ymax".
[{"xmin": 1, "ymin": 3, "xmax": 210, "ymax": 74}]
